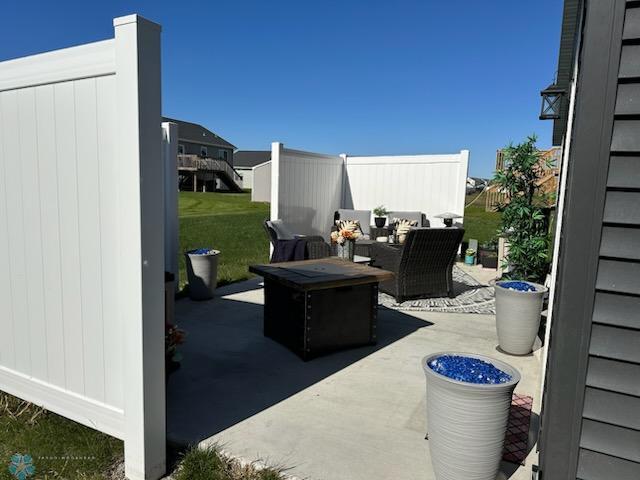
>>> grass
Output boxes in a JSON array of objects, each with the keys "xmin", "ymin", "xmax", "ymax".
[
  {"xmin": 174, "ymin": 446, "xmax": 285, "ymax": 480},
  {"xmin": 0, "ymin": 391, "xmax": 286, "ymax": 480},
  {"xmin": 179, "ymin": 192, "xmax": 270, "ymax": 287},
  {"xmin": 462, "ymin": 191, "xmax": 501, "ymax": 245},
  {"xmin": 0, "ymin": 392, "xmax": 123, "ymax": 480}
]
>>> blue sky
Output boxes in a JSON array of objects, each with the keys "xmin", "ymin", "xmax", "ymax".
[{"xmin": 2, "ymin": 1, "xmax": 563, "ymax": 177}]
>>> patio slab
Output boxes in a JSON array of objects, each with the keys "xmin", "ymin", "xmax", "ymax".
[{"xmin": 167, "ymin": 266, "xmax": 542, "ymax": 480}]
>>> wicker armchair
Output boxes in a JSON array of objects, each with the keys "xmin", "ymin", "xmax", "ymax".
[
  {"xmin": 370, "ymin": 228, "xmax": 465, "ymax": 302},
  {"xmin": 263, "ymin": 220, "xmax": 331, "ymax": 260}
]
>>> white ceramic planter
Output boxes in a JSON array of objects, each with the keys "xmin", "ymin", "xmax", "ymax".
[
  {"xmin": 495, "ymin": 281, "xmax": 547, "ymax": 355},
  {"xmin": 423, "ymin": 352, "xmax": 520, "ymax": 480},
  {"xmin": 185, "ymin": 250, "xmax": 220, "ymax": 300}
]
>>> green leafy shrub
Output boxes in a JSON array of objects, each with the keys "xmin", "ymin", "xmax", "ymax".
[{"xmin": 493, "ymin": 135, "xmax": 552, "ymax": 282}]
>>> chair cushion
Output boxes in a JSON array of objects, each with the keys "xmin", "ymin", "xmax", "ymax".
[
  {"xmin": 268, "ymin": 219, "xmax": 295, "ymax": 240},
  {"xmin": 389, "ymin": 211, "xmax": 424, "ymax": 227},
  {"xmin": 337, "ymin": 209, "xmax": 371, "ymax": 235},
  {"xmin": 395, "ymin": 219, "xmax": 419, "ymax": 235}
]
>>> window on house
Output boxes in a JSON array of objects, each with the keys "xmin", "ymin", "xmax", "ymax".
[
  {"xmin": 218, "ymin": 149, "xmax": 228, "ymax": 161},
  {"xmin": 177, "ymin": 144, "xmax": 185, "ymax": 155},
  {"xmin": 200, "ymin": 146, "xmax": 208, "ymax": 157}
]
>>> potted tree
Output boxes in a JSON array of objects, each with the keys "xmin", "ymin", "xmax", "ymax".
[
  {"xmin": 422, "ymin": 352, "xmax": 520, "ymax": 480},
  {"xmin": 373, "ymin": 205, "xmax": 389, "ymax": 228},
  {"xmin": 493, "ymin": 136, "xmax": 551, "ymax": 355}
]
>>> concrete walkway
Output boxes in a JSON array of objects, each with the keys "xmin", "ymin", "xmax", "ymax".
[{"xmin": 167, "ymin": 265, "xmax": 542, "ymax": 480}]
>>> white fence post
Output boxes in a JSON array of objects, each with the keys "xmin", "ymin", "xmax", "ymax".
[
  {"xmin": 458, "ymin": 149, "xmax": 470, "ymax": 222},
  {"xmin": 163, "ymin": 121, "xmax": 179, "ymax": 287},
  {"xmin": 270, "ymin": 142, "xmax": 283, "ymax": 221},
  {"xmin": 114, "ymin": 15, "xmax": 166, "ymax": 480}
]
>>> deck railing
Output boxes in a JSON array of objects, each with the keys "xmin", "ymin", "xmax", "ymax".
[{"xmin": 177, "ymin": 154, "xmax": 243, "ymax": 184}]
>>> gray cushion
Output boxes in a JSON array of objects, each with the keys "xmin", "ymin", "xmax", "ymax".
[
  {"xmin": 389, "ymin": 211, "xmax": 425, "ymax": 227},
  {"xmin": 337, "ymin": 209, "xmax": 372, "ymax": 235},
  {"xmin": 268, "ymin": 219, "xmax": 295, "ymax": 240}
]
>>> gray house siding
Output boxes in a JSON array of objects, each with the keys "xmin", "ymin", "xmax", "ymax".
[
  {"xmin": 540, "ymin": 1, "xmax": 640, "ymax": 478},
  {"xmin": 178, "ymin": 141, "xmax": 234, "ymax": 165}
]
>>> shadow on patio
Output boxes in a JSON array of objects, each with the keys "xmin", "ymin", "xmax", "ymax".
[{"xmin": 166, "ymin": 278, "xmax": 432, "ymax": 445}]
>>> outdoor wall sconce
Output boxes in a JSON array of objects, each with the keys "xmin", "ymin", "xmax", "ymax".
[{"xmin": 539, "ymin": 83, "xmax": 565, "ymax": 120}]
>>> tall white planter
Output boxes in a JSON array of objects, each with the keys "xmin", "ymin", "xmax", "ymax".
[
  {"xmin": 495, "ymin": 281, "xmax": 547, "ymax": 355},
  {"xmin": 423, "ymin": 352, "xmax": 520, "ymax": 480},
  {"xmin": 185, "ymin": 250, "xmax": 220, "ymax": 300}
]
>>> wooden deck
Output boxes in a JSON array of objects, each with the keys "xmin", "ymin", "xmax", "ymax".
[{"xmin": 177, "ymin": 154, "xmax": 244, "ymax": 192}]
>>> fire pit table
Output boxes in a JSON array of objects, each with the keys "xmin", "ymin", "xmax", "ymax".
[{"xmin": 249, "ymin": 258, "xmax": 394, "ymax": 360}]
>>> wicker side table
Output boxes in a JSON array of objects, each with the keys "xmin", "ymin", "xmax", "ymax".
[{"xmin": 370, "ymin": 225, "xmax": 390, "ymax": 240}]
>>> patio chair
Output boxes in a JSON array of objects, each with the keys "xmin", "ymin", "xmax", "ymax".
[
  {"xmin": 370, "ymin": 228, "xmax": 465, "ymax": 302},
  {"xmin": 264, "ymin": 219, "xmax": 331, "ymax": 261},
  {"xmin": 388, "ymin": 211, "xmax": 429, "ymax": 227}
]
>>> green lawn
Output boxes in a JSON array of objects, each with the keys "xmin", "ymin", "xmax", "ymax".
[
  {"xmin": 179, "ymin": 192, "xmax": 270, "ymax": 287},
  {"xmin": 0, "ymin": 392, "xmax": 123, "ymax": 480},
  {"xmin": 462, "ymin": 191, "xmax": 501, "ymax": 245}
]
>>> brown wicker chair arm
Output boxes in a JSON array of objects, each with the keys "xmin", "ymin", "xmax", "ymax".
[{"xmin": 370, "ymin": 242, "xmax": 402, "ymax": 272}]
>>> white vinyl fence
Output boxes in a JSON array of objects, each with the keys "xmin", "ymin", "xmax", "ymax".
[
  {"xmin": 251, "ymin": 160, "xmax": 272, "ymax": 202},
  {"xmin": 269, "ymin": 144, "xmax": 469, "ymax": 236},
  {"xmin": 344, "ymin": 153, "xmax": 469, "ymax": 227},
  {"xmin": 163, "ymin": 121, "xmax": 179, "ymax": 286},
  {"xmin": 271, "ymin": 142, "xmax": 344, "ymax": 237},
  {"xmin": 0, "ymin": 15, "xmax": 166, "ymax": 480}
]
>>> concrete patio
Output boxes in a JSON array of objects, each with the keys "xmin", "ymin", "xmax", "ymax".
[{"xmin": 167, "ymin": 264, "xmax": 542, "ymax": 480}]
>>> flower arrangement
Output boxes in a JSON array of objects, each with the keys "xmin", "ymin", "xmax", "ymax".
[
  {"xmin": 331, "ymin": 227, "xmax": 361, "ymax": 245},
  {"xmin": 166, "ymin": 324, "xmax": 186, "ymax": 363},
  {"xmin": 465, "ymin": 248, "xmax": 476, "ymax": 257}
]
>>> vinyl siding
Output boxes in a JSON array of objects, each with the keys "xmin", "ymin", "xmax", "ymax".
[{"xmin": 576, "ymin": 3, "xmax": 640, "ymax": 477}]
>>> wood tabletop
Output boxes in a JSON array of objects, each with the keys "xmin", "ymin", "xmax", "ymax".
[{"xmin": 249, "ymin": 258, "xmax": 394, "ymax": 291}]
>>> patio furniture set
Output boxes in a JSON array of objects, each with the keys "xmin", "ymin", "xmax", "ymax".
[
  {"xmin": 264, "ymin": 209, "xmax": 465, "ymax": 301},
  {"xmin": 257, "ymin": 209, "xmax": 465, "ymax": 360}
]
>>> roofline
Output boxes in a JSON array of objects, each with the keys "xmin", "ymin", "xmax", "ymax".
[
  {"xmin": 176, "ymin": 137, "xmax": 236, "ymax": 150},
  {"xmin": 552, "ymin": 0, "xmax": 584, "ymax": 145},
  {"xmin": 163, "ymin": 115, "xmax": 237, "ymax": 149}
]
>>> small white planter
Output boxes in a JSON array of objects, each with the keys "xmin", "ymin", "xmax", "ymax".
[
  {"xmin": 495, "ymin": 281, "xmax": 547, "ymax": 355},
  {"xmin": 423, "ymin": 352, "xmax": 520, "ymax": 480},
  {"xmin": 185, "ymin": 249, "xmax": 220, "ymax": 300}
]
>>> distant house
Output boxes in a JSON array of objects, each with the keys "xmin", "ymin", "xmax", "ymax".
[
  {"xmin": 233, "ymin": 151, "xmax": 271, "ymax": 190},
  {"xmin": 466, "ymin": 177, "xmax": 489, "ymax": 194},
  {"xmin": 163, "ymin": 116, "xmax": 236, "ymax": 164},
  {"xmin": 163, "ymin": 116, "xmax": 242, "ymax": 192}
]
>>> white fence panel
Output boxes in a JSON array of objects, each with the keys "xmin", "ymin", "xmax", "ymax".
[
  {"xmin": 344, "ymin": 151, "xmax": 469, "ymax": 227},
  {"xmin": 271, "ymin": 143, "xmax": 343, "ymax": 238},
  {"xmin": 251, "ymin": 160, "xmax": 272, "ymax": 202},
  {"xmin": 163, "ymin": 122, "xmax": 179, "ymax": 285},
  {"xmin": 0, "ymin": 15, "xmax": 165, "ymax": 480}
]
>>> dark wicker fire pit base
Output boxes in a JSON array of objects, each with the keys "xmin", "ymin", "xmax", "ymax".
[{"xmin": 250, "ymin": 258, "xmax": 394, "ymax": 360}]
